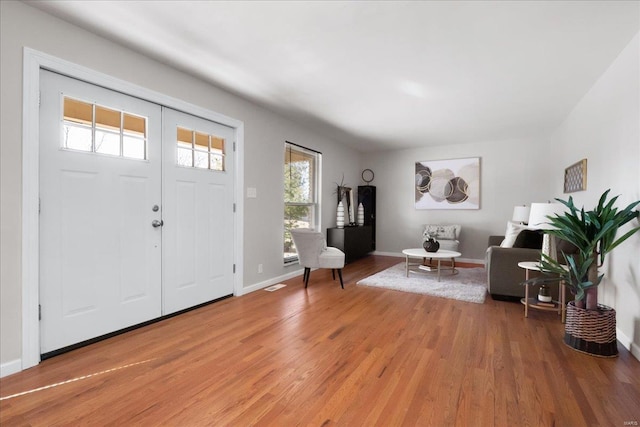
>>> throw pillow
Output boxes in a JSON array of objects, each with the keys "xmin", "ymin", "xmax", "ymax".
[
  {"xmin": 556, "ymin": 238, "xmax": 578, "ymax": 255},
  {"xmin": 513, "ymin": 229, "xmax": 543, "ymax": 249},
  {"xmin": 556, "ymin": 238, "xmax": 579, "ymax": 264},
  {"xmin": 500, "ymin": 221, "xmax": 527, "ymax": 248}
]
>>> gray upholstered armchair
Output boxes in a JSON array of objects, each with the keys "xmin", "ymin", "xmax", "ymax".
[
  {"xmin": 290, "ymin": 229, "xmax": 346, "ymax": 289},
  {"xmin": 422, "ymin": 224, "xmax": 461, "ymax": 251}
]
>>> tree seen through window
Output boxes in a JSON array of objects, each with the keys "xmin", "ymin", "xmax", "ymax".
[{"xmin": 284, "ymin": 143, "xmax": 319, "ymax": 262}]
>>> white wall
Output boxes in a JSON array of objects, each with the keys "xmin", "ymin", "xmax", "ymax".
[
  {"xmin": 549, "ymin": 32, "xmax": 640, "ymax": 358},
  {"xmin": 0, "ymin": 1, "xmax": 361, "ymax": 372},
  {"xmin": 362, "ymin": 138, "xmax": 552, "ymax": 261}
]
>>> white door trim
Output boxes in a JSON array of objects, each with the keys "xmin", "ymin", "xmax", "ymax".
[{"xmin": 22, "ymin": 47, "xmax": 245, "ymax": 370}]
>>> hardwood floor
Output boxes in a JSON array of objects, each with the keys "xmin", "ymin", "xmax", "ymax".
[{"xmin": 2, "ymin": 255, "xmax": 639, "ymax": 426}]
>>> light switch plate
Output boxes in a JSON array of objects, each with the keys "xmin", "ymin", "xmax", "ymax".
[{"xmin": 247, "ymin": 187, "xmax": 257, "ymax": 198}]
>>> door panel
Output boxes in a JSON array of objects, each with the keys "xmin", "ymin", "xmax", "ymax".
[
  {"xmin": 176, "ymin": 180, "xmax": 197, "ymax": 289},
  {"xmin": 39, "ymin": 71, "xmax": 236, "ymax": 354},
  {"xmin": 39, "ymin": 70, "xmax": 163, "ymax": 353},
  {"xmin": 119, "ymin": 175, "xmax": 154, "ymax": 302},
  {"xmin": 162, "ymin": 108, "xmax": 235, "ymax": 314},
  {"xmin": 207, "ymin": 183, "xmax": 227, "ymax": 279}
]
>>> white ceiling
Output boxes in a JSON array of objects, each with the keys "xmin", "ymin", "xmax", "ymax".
[{"xmin": 28, "ymin": 1, "xmax": 640, "ymax": 152}]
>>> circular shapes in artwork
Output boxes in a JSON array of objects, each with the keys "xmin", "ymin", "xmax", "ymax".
[
  {"xmin": 427, "ymin": 168, "xmax": 454, "ymax": 202},
  {"xmin": 457, "ymin": 162, "xmax": 480, "ymax": 205},
  {"xmin": 465, "ymin": 179, "xmax": 480, "ymax": 206},
  {"xmin": 446, "ymin": 177, "xmax": 469, "ymax": 204},
  {"xmin": 428, "ymin": 177, "xmax": 452, "ymax": 202},
  {"xmin": 415, "ymin": 165, "xmax": 432, "ymax": 193},
  {"xmin": 415, "ymin": 158, "xmax": 479, "ymax": 208}
]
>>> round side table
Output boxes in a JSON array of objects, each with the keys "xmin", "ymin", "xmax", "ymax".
[{"xmin": 518, "ymin": 261, "xmax": 567, "ymax": 323}]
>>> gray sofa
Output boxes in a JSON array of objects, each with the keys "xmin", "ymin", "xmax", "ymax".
[
  {"xmin": 486, "ymin": 235, "xmax": 576, "ymax": 300},
  {"xmin": 485, "ymin": 235, "xmax": 541, "ymax": 299}
]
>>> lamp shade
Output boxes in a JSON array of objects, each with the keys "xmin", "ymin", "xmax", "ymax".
[
  {"xmin": 512, "ymin": 205, "xmax": 531, "ymax": 223},
  {"xmin": 528, "ymin": 203, "xmax": 564, "ymax": 230}
]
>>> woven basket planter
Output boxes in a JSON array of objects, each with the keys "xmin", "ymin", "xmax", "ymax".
[{"xmin": 564, "ymin": 301, "xmax": 618, "ymax": 357}]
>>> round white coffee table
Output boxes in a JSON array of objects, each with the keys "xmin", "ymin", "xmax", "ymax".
[{"xmin": 402, "ymin": 248, "xmax": 462, "ymax": 282}]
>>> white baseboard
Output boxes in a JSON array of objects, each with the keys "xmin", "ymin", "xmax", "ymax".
[
  {"xmin": 616, "ymin": 327, "xmax": 640, "ymax": 361},
  {"xmin": 239, "ymin": 268, "xmax": 305, "ymax": 296},
  {"xmin": 1, "ymin": 359, "xmax": 22, "ymax": 378},
  {"xmin": 372, "ymin": 251, "xmax": 484, "ymax": 265},
  {"xmin": 630, "ymin": 342, "xmax": 640, "ymax": 362},
  {"xmin": 241, "ymin": 252, "xmax": 486, "ymax": 297}
]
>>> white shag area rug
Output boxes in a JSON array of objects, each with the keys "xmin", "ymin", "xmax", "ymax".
[{"xmin": 357, "ymin": 263, "xmax": 487, "ymax": 304}]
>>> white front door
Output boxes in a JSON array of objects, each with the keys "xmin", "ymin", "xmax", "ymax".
[
  {"xmin": 39, "ymin": 70, "xmax": 163, "ymax": 353},
  {"xmin": 161, "ymin": 108, "xmax": 235, "ymax": 314}
]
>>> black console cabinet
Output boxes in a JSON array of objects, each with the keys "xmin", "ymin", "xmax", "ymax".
[
  {"xmin": 358, "ymin": 185, "xmax": 376, "ymax": 250},
  {"xmin": 327, "ymin": 226, "xmax": 373, "ymax": 264}
]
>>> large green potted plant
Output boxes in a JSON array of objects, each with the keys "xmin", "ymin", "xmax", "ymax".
[{"xmin": 529, "ymin": 189, "xmax": 639, "ymax": 357}]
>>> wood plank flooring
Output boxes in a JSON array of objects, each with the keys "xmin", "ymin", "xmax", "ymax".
[{"xmin": 1, "ymin": 255, "xmax": 639, "ymax": 426}]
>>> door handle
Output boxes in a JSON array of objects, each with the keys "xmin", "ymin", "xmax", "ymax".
[{"xmin": 152, "ymin": 219, "xmax": 164, "ymax": 228}]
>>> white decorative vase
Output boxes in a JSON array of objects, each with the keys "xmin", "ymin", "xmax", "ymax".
[
  {"xmin": 357, "ymin": 203, "xmax": 364, "ymax": 226},
  {"xmin": 336, "ymin": 201, "xmax": 345, "ymax": 228}
]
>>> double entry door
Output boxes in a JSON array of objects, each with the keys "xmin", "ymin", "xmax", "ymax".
[{"xmin": 39, "ymin": 70, "xmax": 235, "ymax": 354}]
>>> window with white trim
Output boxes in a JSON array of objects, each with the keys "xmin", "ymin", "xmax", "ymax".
[{"xmin": 284, "ymin": 142, "xmax": 321, "ymax": 263}]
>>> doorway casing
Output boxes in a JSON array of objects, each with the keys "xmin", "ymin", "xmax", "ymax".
[{"xmin": 21, "ymin": 47, "xmax": 245, "ymax": 370}]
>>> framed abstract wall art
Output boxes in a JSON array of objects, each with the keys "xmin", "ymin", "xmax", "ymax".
[
  {"xmin": 415, "ymin": 157, "xmax": 480, "ymax": 210},
  {"xmin": 564, "ymin": 158, "xmax": 587, "ymax": 193}
]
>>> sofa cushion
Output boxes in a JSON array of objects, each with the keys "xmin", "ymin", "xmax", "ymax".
[
  {"xmin": 513, "ymin": 229, "xmax": 543, "ymax": 249},
  {"xmin": 438, "ymin": 240, "xmax": 460, "ymax": 251},
  {"xmin": 500, "ymin": 221, "xmax": 527, "ymax": 247},
  {"xmin": 556, "ymin": 238, "xmax": 579, "ymax": 255}
]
